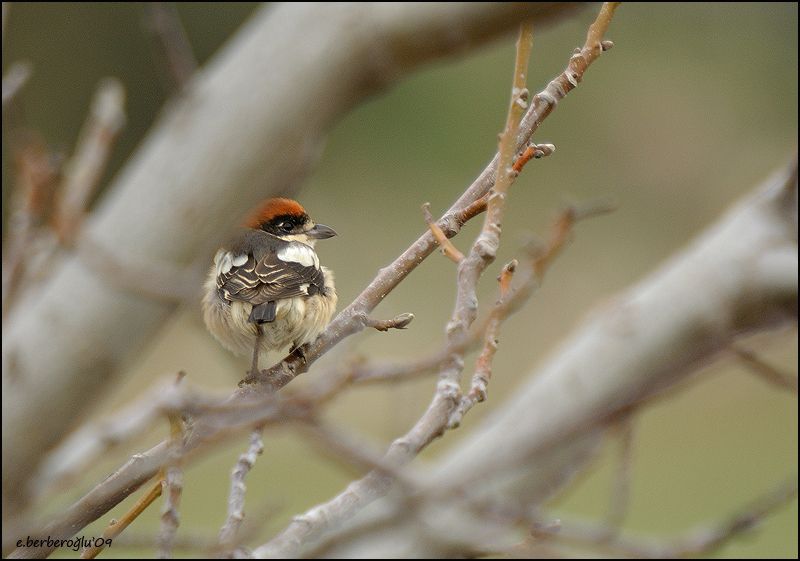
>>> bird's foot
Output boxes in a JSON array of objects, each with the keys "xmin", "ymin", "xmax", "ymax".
[
  {"xmin": 239, "ymin": 368, "xmax": 263, "ymax": 387},
  {"xmin": 288, "ymin": 343, "xmax": 310, "ymax": 364}
]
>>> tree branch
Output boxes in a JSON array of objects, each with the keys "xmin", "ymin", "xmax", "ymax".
[
  {"xmin": 1, "ymin": 4, "xmax": 582, "ymax": 535},
  {"xmin": 316, "ymin": 157, "xmax": 796, "ymax": 557}
]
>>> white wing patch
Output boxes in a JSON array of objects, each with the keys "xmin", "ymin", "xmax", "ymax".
[
  {"xmin": 277, "ymin": 243, "xmax": 319, "ymax": 269},
  {"xmin": 214, "ymin": 251, "xmax": 248, "ymax": 276},
  {"xmin": 215, "ymin": 251, "xmax": 233, "ymax": 275}
]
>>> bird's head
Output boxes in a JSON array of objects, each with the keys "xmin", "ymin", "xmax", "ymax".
[{"xmin": 245, "ymin": 198, "xmax": 337, "ymax": 247}]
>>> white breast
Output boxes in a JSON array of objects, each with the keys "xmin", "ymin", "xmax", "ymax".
[{"xmin": 277, "ymin": 243, "xmax": 319, "ymax": 268}]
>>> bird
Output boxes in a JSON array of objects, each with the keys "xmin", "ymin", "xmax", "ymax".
[{"xmin": 202, "ymin": 198, "xmax": 338, "ymax": 380}]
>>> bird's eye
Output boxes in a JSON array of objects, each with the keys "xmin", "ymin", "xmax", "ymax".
[{"xmin": 279, "ymin": 222, "xmax": 293, "ymax": 232}]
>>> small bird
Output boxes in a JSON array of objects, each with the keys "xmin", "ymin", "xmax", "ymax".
[{"xmin": 202, "ymin": 198, "xmax": 338, "ymax": 379}]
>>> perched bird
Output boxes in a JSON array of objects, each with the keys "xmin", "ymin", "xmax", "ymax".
[{"xmin": 202, "ymin": 198, "xmax": 337, "ymax": 378}]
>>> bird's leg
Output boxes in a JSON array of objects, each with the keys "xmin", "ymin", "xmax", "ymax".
[{"xmin": 249, "ymin": 324, "xmax": 264, "ymax": 379}]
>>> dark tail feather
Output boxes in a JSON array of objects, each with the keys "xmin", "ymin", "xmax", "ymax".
[{"xmin": 249, "ymin": 301, "xmax": 277, "ymax": 323}]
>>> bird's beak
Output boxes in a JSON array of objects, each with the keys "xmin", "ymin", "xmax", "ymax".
[{"xmin": 307, "ymin": 223, "xmax": 337, "ymax": 239}]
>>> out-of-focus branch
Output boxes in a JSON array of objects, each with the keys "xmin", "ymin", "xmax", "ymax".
[
  {"xmin": 156, "ymin": 412, "xmax": 185, "ymax": 559},
  {"xmin": 528, "ymin": 477, "xmax": 798, "ymax": 558},
  {"xmin": 2, "ymin": 4, "xmax": 582, "ymax": 541},
  {"xmin": 53, "ymin": 79, "xmax": 126, "ymax": 246},
  {"xmin": 2, "ymin": 2, "xmax": 9, "ymax": 40},
  {"xmin": 218, "ymin": 429, "xmax": 264, "ymax": 552},
  {"xmin": 144, "ymin": 2, "xmax": 197, "ymax": 91},
  {"xmin": 606, "ymin": 420, "xmax": 634, "ymax": 530},
  {"xmin": 2, "ymin": 135, "xmax": 62, "ymax": 318},
  {"xmin": 31, "ymin": 375, "xmax": 193, "ymax": 499},
  {"xmin": 731, "ymin": 345, "xmax": 798, "ymax": 393},
  {"xmin": 2, "ymin": 61, "xmax": 32, "ymax": 107},
  {"xmin": 80, "ymin": 480, "xmax": 163, "ymax": 559},
  {"xmin": 317, "ymin": 157, "xmax": 797, "ymax": 557}
]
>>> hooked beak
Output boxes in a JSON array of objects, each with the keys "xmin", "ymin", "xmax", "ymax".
[{"xmin": 307, "ymin": 223, "xmax": 337, "ymax": 239}]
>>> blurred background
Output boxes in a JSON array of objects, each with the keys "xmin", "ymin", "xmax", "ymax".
[{"xmin": 3, "ymin": 2, "xmax": 797, "ymax": 558}]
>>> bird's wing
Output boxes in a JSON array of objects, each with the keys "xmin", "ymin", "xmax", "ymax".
[{"xmin": 215, "ymin": 247, "xmax": 325, "ymax": 306}]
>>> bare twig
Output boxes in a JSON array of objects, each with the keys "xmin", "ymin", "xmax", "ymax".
[
  {"xmin": 532, "ymin": 478, "xmax": 797, "ymax": 558},
  {"xmin": 156, "ymin": 412, "xmax": 185, "ymax": 559},
  {"xmin": 2, "ymin": 135, "xmax": 62, "ymax": 318},
  {"xmin": 731, "ymin": 345, "xmax": 798, "ymax": 393},
  {"xmin": 297, "ymin": 421, "xmax": 417, "ymax": 486},
  {"xmin": 448, "ymin": 259, "xmax": 518, "ymax": 428},
  {"xmin": 2, "ymin": 2, "xmax": 9, "ymax": 40},
  {"xmin": 2, "ymin": 61, "xmax": 32, "ymax": 107},
  {"xmin": 606, "ymin": 420, "xmax": 634, "ymax": 530},
  {"xmin": 351, "ymin": 200, "xmax": 612, "ymax": 386},
  {"xmin": 54, "ymin": 79, "xmax": 126, "ymax": 245},
  {"xmin": 144, "ymin": 2, "xmax": 197, "ymax": 91},
  {"xmin": 423, "ymin": 202, "xmax": 465, "ymax": 263},
  {"xmin": 33, "ymin": 374, "xmax": 206, "ymax": 498},
  {"xmin": 218, "ymin": 428, "xmax": 265, "ymax": 551},
  {"xmin": 513, "ymin": 143, "xmax": 556, "ymax": 173},
  {"xmin": 75, "ymin": 236, "xmax": 203, "ymax": 303},
  {"xmin": 361, "ymin": 312, "xmax": 415, "ymax": 332},
  {"xmin": 80, "ymin": 480, "xmax": 163, "ymax": 559}
]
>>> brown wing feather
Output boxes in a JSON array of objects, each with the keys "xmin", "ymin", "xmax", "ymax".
[{"xmin": 217, "ymin": 252, "xmax": 324, "ymax": 305}]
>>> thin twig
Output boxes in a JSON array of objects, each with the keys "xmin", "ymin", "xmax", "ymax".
[
  {"xmin": 2, "ymin": 135, "xmax": 62, "ymax": 319},
  {"xmin": 351, "ymin": 200, "xmax": 613, "ymax": 386},
  {"xmin": 531, "ymin": 477, "xmax": 797, "ymax": 558},
  {"xmin": 731, "ymin": 345, "xmax": 798, "ymax": 393},
  {"xmin": 361, "ymin": 312, "xmax": 415, "ymax": 332},
  {"xmin": 76, "ymin": 236, "xmax": 203, "ymax": 303},
  {"xmin": 80, "ymin": 480, "xmax": 163, "ymax": 559},
  {"xmin": 448, "ymin": 259, "xmax": 518, "ymax": 428},
  {"xmin": 297, "ymin": 421, "xmax": 417, "ymax": 486},
  {"xmin": 218, "ymin": 428, "xmax": 265, "ymax": 551},
  {"xmin": 156, "ymin": 411, "xmax": 185, "ymax": 559},
  {"xmin": 54, "ymin": 78, "xmax": 126, "ymax": 245},
  {"xmin": 512, "ymin": 143, "xmax": 556, "ymax": 172},
  {"xmin": 2, "ymin": 61, "xmax": 32, "ymax": 107},
  {"xmin": 144, "ymin": 2, "xmax": 197, "ymax": 91},
  {"xmin": 2, "ymin": 2, "xmax": 9, "ymax": 40},
  {"xmin": 439, "ymin": 18, "xmax": 535, "ymax": 409},
  {"xmin": 533, "ymin": 199, "xmax": 615, "ymax": 278},
  {"xmin": 423, "ymin": 202, "xmax": 464, "ymax": 263},
  {"xmin": 606, "ymin": 419, "xmax": 634, "ymax": 530}
]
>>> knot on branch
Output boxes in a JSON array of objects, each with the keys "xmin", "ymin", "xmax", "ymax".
[
  {"xmin": 475, "ymin": 236, "xmax": 499, "ymax": 260},
  {"xmin": 436, "ymin": 379, "xmax": 462, "ymax": 402},
  {"xmin": 362, "ymin": 313, "xmax": 415, "ymax": 332}
]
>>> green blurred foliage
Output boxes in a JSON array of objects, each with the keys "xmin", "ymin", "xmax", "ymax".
[{"xmin": 3, "ymin": 2, "xmax": 796, "ymax": 558}]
